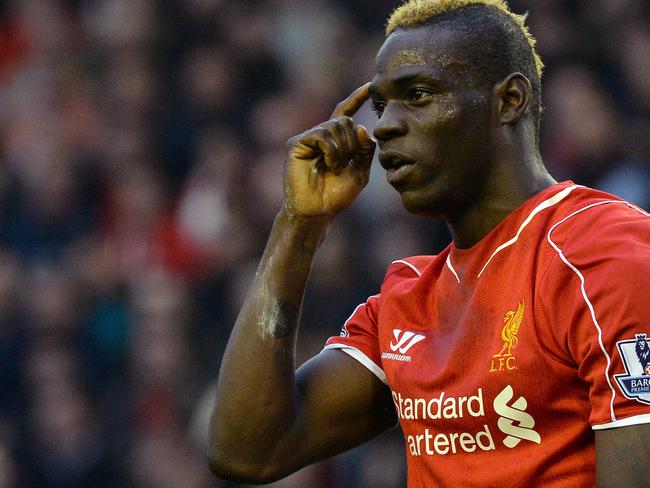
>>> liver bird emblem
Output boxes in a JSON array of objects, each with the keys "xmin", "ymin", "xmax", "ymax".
[{"xmin": 495, "ymin": 300, "xmax": 525, "ymax": 357}]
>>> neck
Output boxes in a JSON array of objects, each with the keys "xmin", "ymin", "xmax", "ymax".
[{"xmin": 448, "ymin": 150, "xmax": 556, "ymax": 249}]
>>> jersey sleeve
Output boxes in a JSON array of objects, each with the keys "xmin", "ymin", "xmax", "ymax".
[
  {"xmin": 539, "ymin": 202, "xmax": 650, "ymax": 429},
  {"xmin": 323, "ymin": 294, "xmax": 385, "ymax": 384},
  {"xmin": 323, "ymin": 256, "xmax": 430, "ymax": 385}
]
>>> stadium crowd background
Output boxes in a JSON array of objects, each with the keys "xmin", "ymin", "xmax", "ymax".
[{"xmin": 0, "ymin": 0, "xmax": 649, "ymax": 486}]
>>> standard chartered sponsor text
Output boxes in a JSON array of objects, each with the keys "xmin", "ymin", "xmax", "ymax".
[
  {"xmin": 392, "ymin": 389, "xmax": 485, "ymax": 420},
  {"xmin": 392, "ymin": 388, "xmax": 496, "ymax": 456}
]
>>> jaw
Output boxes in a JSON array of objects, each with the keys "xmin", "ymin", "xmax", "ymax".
[
  {"xmin": 394, "ymin": 168, "xmax": 490, "ymax": 222},
  {"xmin": 395, "ymin": 185, "xmax": 453, "ymax": 220}
]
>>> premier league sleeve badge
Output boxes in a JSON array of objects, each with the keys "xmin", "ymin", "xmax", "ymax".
[{"xmin": 614, "ymin": 333, "xmax": 650, "ymax": 405}]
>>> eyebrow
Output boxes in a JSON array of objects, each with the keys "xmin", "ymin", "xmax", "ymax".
[
  {"xmin": 370, "ymin": 70, "xmax": 450, "ymax": 97},
  {"xmin": 394, "ymin": 72, "xmax": 447, "ymax": 86}
]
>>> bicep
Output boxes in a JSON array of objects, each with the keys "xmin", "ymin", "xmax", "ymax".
[
  {"xmin": 271, "ymin": 349, "xmax": 396, "ymax": 471},
  {"xmin": 595, "ymin": 424, "xmax": 650, "ymax": 487}
]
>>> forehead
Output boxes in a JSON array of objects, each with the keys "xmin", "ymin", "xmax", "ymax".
[{"xmin": 375, "ymin": 25, "xmax": 466, "ymax": 76}]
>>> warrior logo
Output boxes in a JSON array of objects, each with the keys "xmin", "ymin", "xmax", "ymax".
[
  {"xmin": 490, "ymin": 300, "xmax": 524, "ymax": 373},
  {"xmin": 382, "ymin": 329, "xmax": 426, "ymax": 362},
  {"xmin": 493, "ymin": 385, "xmax": 541, "ymax": 448},
  {"xmin": 614, "ymin": 333, "xmax": 650, "ymax": 405},
  {"xmin": 390, "ymin": 329, "xmax": 426, "ymax": 354}
]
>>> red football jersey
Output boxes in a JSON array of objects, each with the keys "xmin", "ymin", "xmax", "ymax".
[{"xmin": 325, "ymin": 182, "xmax": 650, "ymax": 487}]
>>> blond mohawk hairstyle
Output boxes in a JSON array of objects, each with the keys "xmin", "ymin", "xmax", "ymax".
[{"xmin": 386, "ymin": 0, "xmax": 543, "ymax": 78}]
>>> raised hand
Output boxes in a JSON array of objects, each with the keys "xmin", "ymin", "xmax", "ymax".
[
  {"xmin": 284, "ymin": 84, "xmax": 376, "ymax": 220},
  {"xmin": 210, "ymin": 84, "xmax": 394, "ymax": 484}
]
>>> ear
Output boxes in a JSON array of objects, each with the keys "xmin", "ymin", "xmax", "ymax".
[{"xmin": 494, "ymin": 72, "xmax": 532, "ymax": 126}]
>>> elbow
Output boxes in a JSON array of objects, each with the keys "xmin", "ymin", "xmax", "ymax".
[
  {"xmin": 207, "ymin": 447, "xmax": 259, "ymax": 483},
  {"xmin": 207, "ymin": 447, "xmax": 286, "ymax": 485},
  {"xmin": 207, "ymin": 450, "xmax": 263, "ymax": 484}
]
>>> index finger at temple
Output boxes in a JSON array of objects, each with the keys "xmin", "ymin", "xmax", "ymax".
[{"xmin": 330, "ymin": 83, "xmax": 371, "ymax": 118}]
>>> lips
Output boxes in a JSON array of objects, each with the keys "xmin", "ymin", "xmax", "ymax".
[
  {"xmin": 378, "ymin": 150, "xmax": 413, "ymax": 170},
  {"xmin": 379, "ymin": 150, "xmax": 416, "ymax": 185}
]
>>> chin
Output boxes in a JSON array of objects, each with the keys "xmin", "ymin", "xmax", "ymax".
[{"xmin": 399, "ymin": 191, "xmax": 446, "ymax": 220}]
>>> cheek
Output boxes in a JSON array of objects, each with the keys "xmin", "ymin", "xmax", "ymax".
[
  {"xmin": 415, "ymin": 96, "xmax": 490, "ymax": 153},
  {"xmin": 426, "ymin": 106, "xmax": 473, "ymax": 145},
  {"xmin": 428, "ymin": 94, "xmax": 484, "ymax": 133},
  {"xmin": 430, "ymin": 95, "xmax": 459, "ymax": 125}
]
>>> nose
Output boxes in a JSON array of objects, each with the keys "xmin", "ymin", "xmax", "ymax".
[{"xmin": 373, "ymin": 104, "xmax": 407, "ymax": 143}]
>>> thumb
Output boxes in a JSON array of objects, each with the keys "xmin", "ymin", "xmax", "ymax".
[{"xmin": 352, "ymin": 124, "xmax": 376, "ymax": 172}]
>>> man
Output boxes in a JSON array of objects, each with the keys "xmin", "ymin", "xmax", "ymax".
[{"xmin": 208, "ymin": 0, "xmax": 650, "ymax": 485}]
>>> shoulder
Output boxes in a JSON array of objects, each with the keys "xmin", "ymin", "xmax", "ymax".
[
  {"xmin": 385, "ymin": 255, "xmax": 434, "ymax": 278},
  {"xmin": 548, "ymin": 186, "xmax": 650, "ymax": 255},
  {"xmin": 545, "ymin": 187, "xmax": 650, "ymax": 280},
  {"xmin": 380, "ymin": 255, "xmax": 436, "ymax": 290}
]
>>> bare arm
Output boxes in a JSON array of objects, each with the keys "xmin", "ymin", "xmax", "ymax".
[
  {"xmin": 596, "ymin": 424, "xmax": 650, "ymax": 487},
  {"xmin": 208, "ymin": 85, "xmax": 395, "ymax": 483}
]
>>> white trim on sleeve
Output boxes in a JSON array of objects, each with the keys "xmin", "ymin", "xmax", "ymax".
[
  {"xmin": 592, "ymin": 413, "xmax": 650, "ymax": 430},
  {"xmin": 546, "ymin": 200, "xmax": 626, "ymax": 423},
  {"xmin": 323, "ymin": 344, "xmax": 387, "ymax": 384},
  {"xmin": 391, "ymin": 259, "xmax": 422, "ymax": 276}
]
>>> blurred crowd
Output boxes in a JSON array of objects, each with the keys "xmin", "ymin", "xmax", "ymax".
[{"xmin": 0, "ymin": 0, "xmax": 648, "ymax": 486}]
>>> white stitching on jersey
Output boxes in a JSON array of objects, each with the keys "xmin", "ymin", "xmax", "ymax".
[
  {"xmin": 340, "ymin": 294, "xmax": 379, "ymax": 337},
  {"xmin": 546, "ymin": 199, "xmax": 628, "ymax": 423},
  {"xmin": 391, "ymin": 259, "xmax": 422, "ymax": 276},
  {"xmin": 446, "ymin": 254, "xmax": 460, "ymax": 283},
  {"xmin": 477, "ymin": 185, "xmax": 581, "ymax": 278}
]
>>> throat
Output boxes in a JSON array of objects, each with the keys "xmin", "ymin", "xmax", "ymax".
[
  {"xmin": 448, "ymin": 175, "xmax": 557, "ymax": 249},
  {"xmin": 448, "ymin": 208, "xmax": 512, "ymax": 249}
]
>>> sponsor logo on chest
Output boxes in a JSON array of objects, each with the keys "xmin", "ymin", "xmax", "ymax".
[{"xmin": 392, "ymin": 385, "xmax": 541, "ymax": 457}]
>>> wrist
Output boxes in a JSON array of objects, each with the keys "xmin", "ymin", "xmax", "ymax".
[{"xmin": 275, "ymin": 207, "xmax": 331, "ymax": 253}]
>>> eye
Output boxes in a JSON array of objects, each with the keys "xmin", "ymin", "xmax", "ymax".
[
  {"xmin": 371, "ymin": 100, "xmax": 386, "ymax": 117},
  {"xmin": 408, "ymin": 88, "xmax": 431, "ymax": 103}
]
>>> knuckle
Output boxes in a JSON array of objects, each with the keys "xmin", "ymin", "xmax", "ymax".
[
  {"xmin": 310, "ymin": 127, "xmax": 326, "ymax": 138},
  {"xmin": 328, "ymin": 118, "xmax": 354, "ymax": 138},
  {"xmin": 331, "ymin": 116, "xmax": 353, "ymax": 128},
  {"xmin": 340, "ymin": 116, "xmax": 354, "ymax": 127},
  {"xmin": 286, "ymin": 135, "xmax": 299, "ymax": 148},
  {"xmin": 319, "ymin": 135, "xmax": 338, "ymax": 152},
  {"xmin": 287, "ymin": 128, "xmax": 312, "ymax": 145}
]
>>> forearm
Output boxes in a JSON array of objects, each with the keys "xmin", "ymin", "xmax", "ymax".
[
  {"xmin": 209, "ymin": 208, "xmax": 329, "ymax": 480},
  {"xmin": 209, "ymin": 84, "xmax": 375, "ymax": 482}
]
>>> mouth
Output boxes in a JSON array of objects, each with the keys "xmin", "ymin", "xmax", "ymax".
[{"xmin": 378, "ymin": 150, "xmax": 416, "ymax": 185}]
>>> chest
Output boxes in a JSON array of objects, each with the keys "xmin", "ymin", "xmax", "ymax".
[
  {"xmin": 377, "ymin": 264, "xmax": 541, "ymax": 387},
  {"xmin": 375, "ymin": 245, "xmax": 583, "ymax": 433}
]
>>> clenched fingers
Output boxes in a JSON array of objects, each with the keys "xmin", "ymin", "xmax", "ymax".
[
  {"xmin": 294, "ymin": 116, "xmax": 362, "ymax": 173},
  {"xmin": 352, "ymin": 125, "xmax": 375, "ymax": 173}
]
